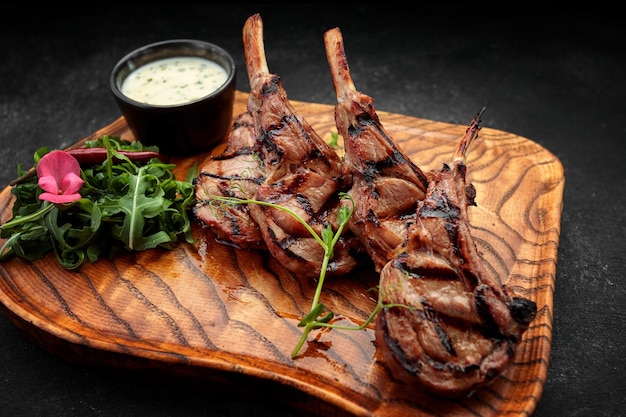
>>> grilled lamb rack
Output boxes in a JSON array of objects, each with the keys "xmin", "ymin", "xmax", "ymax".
[
  {"xmin": 324, "ymin": 28, "xmax": 430, "ymax": 272},
  {"xmin": 375, "ymin": 110, "xmax": 537, "ymax": 396},
  {"xmin": 241, "ymin": 14, "xmax": 363, "ymax": 278},
  {"xmin": 194, "ymin": 111, "xmax": 266, "ymax": 249}
]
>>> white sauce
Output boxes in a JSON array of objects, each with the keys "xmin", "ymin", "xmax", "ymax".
[{"xmin": 121, "ymin": 56, "xmax": 228, "ymax": 106}]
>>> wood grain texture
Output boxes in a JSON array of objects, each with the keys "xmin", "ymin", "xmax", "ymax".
[{"xmin": 0, "ymin": 91, "xmax": 564, "ymax": 417}]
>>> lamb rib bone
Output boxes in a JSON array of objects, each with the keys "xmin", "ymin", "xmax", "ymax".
[
  {"xmin": 242, "ymin": 14, "xmax": 363, "ymax": 279},
  {"xmin": 375, "ymin": 109, "xmax": 537, "ymax": 396},
  {"xmin": 324, "ymin": 27, "xmax": 430, "ymax": 273}
]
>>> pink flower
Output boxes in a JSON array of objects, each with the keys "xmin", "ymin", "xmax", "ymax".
[{"xmin": 36, "ymin": 150, "xmax": 84, "ymax": 203}]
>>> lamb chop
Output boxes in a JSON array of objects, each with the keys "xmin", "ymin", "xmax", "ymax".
[
  {"xmin": 194, "ymin": 111, "xmax": 266, "ymax": 249},
  {"xmin": 241, "ymin": 14, "xmax": 363, "ymax": 278},
  {"xmin": 375, "ymin": 110, "xmax": 537, "ymax": 397},
  {"xmin": 324, "ymin": 28, "xmax": 430, "ymax": 272}
]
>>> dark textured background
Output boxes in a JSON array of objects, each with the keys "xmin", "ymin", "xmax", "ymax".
[{"xmin": 1, "ymin": 4, "xmax": 624, "ymax": 416}]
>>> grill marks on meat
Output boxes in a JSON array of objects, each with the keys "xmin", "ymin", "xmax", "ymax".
[
  {"xmin": 194, "ymin": 16, "xmax": 537, "ymax": 396},
  {"xmin": 195, "ymin": 14, "xmax": 362, "ymax": 276},
  {"xmin": 232, "ymin": 14, "xmax": 363, "ymax": 278},
  {"xmin": 375, "ymin": 110, "xmax": 537, "ymax": 396},
  {"xmin": 324, "ymin": 28, "xmax": 430, "ymax": 272},
  {"xmin": 194, "ymin": 111, "xmax": 266, "ymax": 249}
]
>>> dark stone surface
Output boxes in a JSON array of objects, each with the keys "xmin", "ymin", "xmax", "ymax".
[{"xmin": 1, "ymin": 4, "xmax": 624, "ymax": 416}]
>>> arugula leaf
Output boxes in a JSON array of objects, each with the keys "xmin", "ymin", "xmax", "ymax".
[
  {"xmin": 0, "ymin": 136, "xmax": 196, "ymax": 269},
  {"xmin": 110, "ymin": 166, "xmax": 165, "ymax": 250}
]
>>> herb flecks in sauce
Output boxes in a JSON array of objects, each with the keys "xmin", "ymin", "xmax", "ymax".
[{"xmin": 122, "ymin": 57, "xmax": 228, "ymax": 106}]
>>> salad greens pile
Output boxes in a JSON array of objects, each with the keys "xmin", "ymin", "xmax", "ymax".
[{"xmin": 0, "ymin": 136, "xmax": 196, "ymax": 269}]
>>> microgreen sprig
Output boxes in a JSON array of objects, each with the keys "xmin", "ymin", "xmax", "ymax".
[
  {"xmin": 207, "ymin": 190, "xmax": 411, "ymax": 358},
  {"xmin": 327, "ymin": 131, "xmax": 342, "ymax": 150}
]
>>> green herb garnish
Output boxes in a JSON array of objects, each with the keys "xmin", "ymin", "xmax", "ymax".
[
  {"xmin": 327, "ymin": 131, "xmax": 342, "ymax": 150},
  {"xmin": 206, "ymin": 190, "xmax": 410, "ymax": 357},
  {"xmin": 0, "ymin": 136, "xmax": 195, "ymax": 269}
]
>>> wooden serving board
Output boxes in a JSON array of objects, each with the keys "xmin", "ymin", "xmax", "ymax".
[{"xmin": 0, "ymin": 91, "xmax": 564, "ymax": 417}]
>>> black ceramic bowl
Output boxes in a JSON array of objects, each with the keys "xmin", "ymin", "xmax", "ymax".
[{"xmin": 110, "ymin": 39, "xmax": 236, "ymax": 156}]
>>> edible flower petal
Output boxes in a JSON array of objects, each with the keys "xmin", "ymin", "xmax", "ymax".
[{"xmin": 36, "ymin": 150, "xmax": 84, "ymax": 203}]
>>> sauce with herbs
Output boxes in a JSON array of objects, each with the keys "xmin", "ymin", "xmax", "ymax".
[{"xmin": 121, "ymin": 56, "xmax": 228, "ymax": 106}]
